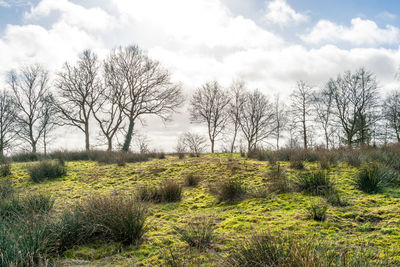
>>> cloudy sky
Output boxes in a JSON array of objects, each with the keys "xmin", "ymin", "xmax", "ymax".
[{"xmin": 1, "ymin": 0, "xmax": 400, "ymax": 152}]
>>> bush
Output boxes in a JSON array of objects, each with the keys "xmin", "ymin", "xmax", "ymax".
[
  {"xmin": 184, "ymin": 173, "xmax": 201, "ymax": 187},
  {"xmin": 178, "ymin": 153, "xmax": 185, "ymax": 159},
  {"xmin": 307, "ymin": 200, "xmax": 328, "ymax": 221},
  {"xmin": 213, "ymin": 178, "xmax": 246, "ymax": 202},
  {"xmin": 174, "ymin": 215, "xmax": 215, "ymax": 250},
  {"xmin": 56, "ymin": 194, "xmax": 148, "ymax": 249},
  {"xmin": 0, "ymin": 162, "xmax": 11, "ymax": 177},
  {"xmin": 357, "ymin": 163, "xmax": 393, "ymax": 194},
  {"xmin": 0, "ymin": 179, "xmax": 15, "ymax": 199},
  {"xmin": 295, "ymin": 170, "xmax": 333, "ymax": 196},
  {"xmin": 28, "ymin": 160, "xmax": 67, "ymax": 183},
  {"xmin": 225, "ymin": 233, "xmax": 378, "ymax": 267}
]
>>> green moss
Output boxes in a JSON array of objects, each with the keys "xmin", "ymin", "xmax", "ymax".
[{"xmin": 4, "ymin": 154, "xmax": 400, "ymax": 265}]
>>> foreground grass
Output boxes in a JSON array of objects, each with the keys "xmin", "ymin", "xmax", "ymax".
[{"xmin": 3, "ymin": 154, "xmax": 400, "ymax": 265}]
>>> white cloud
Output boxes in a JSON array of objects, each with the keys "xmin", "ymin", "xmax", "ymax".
[
  {"xmin": 26, "ymin": 0, "xmax": 117, "ymax": 32},
  {"xmin": 0, "ymin": 0, "xmax": 400, "ymax": 151},
  {"xmin": 377, "ymin": 11, "xmax": 397, "ymax": 21},
  {"xmin": 0, "ymin": 0, "xmax": 9, "ymax": 7},
  {"xmin": 264, "ymin": 0, "xmax": 308, "ymax": 26},
  {"xmin": 301, "ymin": 18, "xmax": 400, "ymax": 46}
]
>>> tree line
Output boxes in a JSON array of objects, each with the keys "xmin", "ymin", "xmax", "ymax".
[
  {"xmin": 0, "ymin": 45, "xmax": 399, "ymax": 156},
  {"xmin": 185, "ymin": 68, "xmax": 399, "ymax": 154},
  {"xmin": 0, "ymin": 46, "xmax": 183, "ymax": 156}
]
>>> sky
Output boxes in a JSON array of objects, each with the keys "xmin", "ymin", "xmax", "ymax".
[{"xmin": 1, "ymin": 0, "xmax": 400, "ymax": 152}]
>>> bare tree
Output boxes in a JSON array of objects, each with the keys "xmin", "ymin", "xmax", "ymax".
[
  {"xmin": 41, "ymin": 94, "xmax": 59, "ymax": 155},
  {"xmin": 134, "ymin": 133, "xmax": 150, "ymax": 154},
  {"xmin": 92, "ymin": 61, "xmax": 126, "ymax": 151},
  {"xmin": 105, "ymin": 46, "xmax": 183, "ymax": 152},
  {"xmin": 227, "ymin": 80, "xmax": 246, "ymax": 153},
  {"xmin": 9, "ymin": 64, "xmax": 53, "ymax": 153},
  {"xmin": 190, "ymin": 81, "xmax": 231, "ymax": 153},
  {"xmin": 290, "ymin": 81, "xmax": 314, "ymax": 150},
  {"xmin": 55, "ymin": 50, "xmax": 103, "ymax": 151},
  {"xmin": 0, "ymin": 90, "xmax": 18, "ymax": 157},
  {"xmin": 314, "ymin": 85, "xmax": 335, "ymax": 149},
  {"xmin": 239, "ymin": 89, "xmax": 275, "ymax": 152},
  {"xmin": 272, "ymin": 94, "xmax": 288, "ymax": 150},
  {"xmin": 330, "ymin": 68, "xmax": 380, "ymax": 147},
  {"xmin": 181, "ymin": 132, "xmax": 207, "ymax": 156},
  {"xmin": 383, "ymin": 91, "xmax": 400, "ymax": 142}
]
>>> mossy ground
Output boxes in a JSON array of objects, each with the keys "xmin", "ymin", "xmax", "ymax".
[{"xmin": 4, "ymin": 154, "xmax": 400, "ymax": 266}]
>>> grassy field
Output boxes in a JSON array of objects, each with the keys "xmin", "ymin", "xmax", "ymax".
[{"xmin": 2, "ymin": 153, "xmax": 400, "ymax": 266}]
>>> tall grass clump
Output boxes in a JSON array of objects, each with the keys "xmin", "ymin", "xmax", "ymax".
[
  {"xmin": 174, "ymin": 215, "xmax": 216, "ymax": 250},
  {"xmin": 268, "ymin": 164, "xmax": 292, "ymax": 193},
  {"xmin": 0, "ymin": 216, "xmax": 55, "ymax": 266},
  {"xmin": 136, "ymin": 180, "xmax": 182, "ymax": 203},
  {"xmin": 289, "ymin": 158, "xmax": 305, "ymax": 170},
  {"xmin": 295, "ymin": 170, "xmax": 333, "ymax": 195},
  {"xmin": 55, "ymin": 194, "xmax": 148, "ymax": 249},
  {"xmin": 160, "ymin": 179, "xmax": 182, "ymax": 202},
  {"xmin": 225, "ymin": 233, "xmax": 382, "ymax": 267},
  {"xmin": 213, "ymin": 178, "xmax": 246, "ymax": 202},
  {"xmin": 306, "ymin": 200, "xmax": 328, "ymax": 221},
  {"xmin": 28, "ymin": 160, "xmax": 66, "ymax": 183},
  {"xmin": 357, "ymin": 163, "xmax": 394, "ymax": 194},
  {"xmin": 0, "ymin": 179, "xmax": 14, "ymax": 199},
  {"xmin": 0, "ymin": 192, "xmax": 54, "ymax": 220},
  {"xmin": 184, "ymin": 173, "xmax": 201, "ymax": 187},
  {"xmin": 0, "ymin": 162, "xmax": 11, "ymax": 177}
]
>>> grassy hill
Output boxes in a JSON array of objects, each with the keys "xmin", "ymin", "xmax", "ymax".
[{"xmin": 1, "ymin": 152, "xmax": 400, "ymax": 266}]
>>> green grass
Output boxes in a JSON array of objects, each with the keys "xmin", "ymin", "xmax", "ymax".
[{"xmin": 1, "ymin": 153, "xmax": 400, "ymax": 265}]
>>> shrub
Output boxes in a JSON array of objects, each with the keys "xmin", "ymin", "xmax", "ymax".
[
  {"xmin": 357, "ymin": 163, "xmax": 393, "ymax": 194},
  {"xmin": 307, "ymin": 200, "xmax": 328, "ymax": 221},
  {"xmin": 0, "ymin": 162, "xmax": 11, "ymax": 177},
  {"xmin": 28, "ymin": 160, "xmax": 67, "ymax": 183},
  {"xmin": 178, "ymin": 153, "xmax": 185, "ymax": 159},
  {"xmin": 158, "ymin": 152, "xmax": 166, "ymax": 159},
  {"xmin": 184, "ymin": 173, "xmax": 201, "ymax": 187},
  {"xmin": 295, "ymin": 170, "xmax": 333, "ymax": 196},
  {"xmin": 160, "ymin": 179, "xmax": 182, "ymax": 202},
  {"xmin": 0, "ymin": 179, "xmax": 15, "ymax": 199},
  {"xmin": 213, "ymin": 178, "xmax": 246, "ymax": 202},
  {"xmin": 174, "ymin": 215, "xmax": 215, "ymax": 250}
]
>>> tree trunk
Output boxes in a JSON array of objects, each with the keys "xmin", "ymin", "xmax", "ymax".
[
  {"xmin": 107, "ymin": 137, "xmax": 112, "ymax": 152},
  {"xmin": 211, "ymin": 139, "xmax": 215, "ymax": 153},
  {"xmin": 230, "ymin": 128, "xmax": 238, "ymax": 153},
  {"xmin": 32, "ymin": 142, "xmax": 37, "ymax": 153},
  {"xmin": 122, "ymin": 119, "xmax": 135, "ymax": 152},
  {"xmin": 85, "ymin": 122, "xmax": 90, "ymax": 151},
  {"xmin": 302, "ymin": 120, "xmax": 307, "ymax": 150}
]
